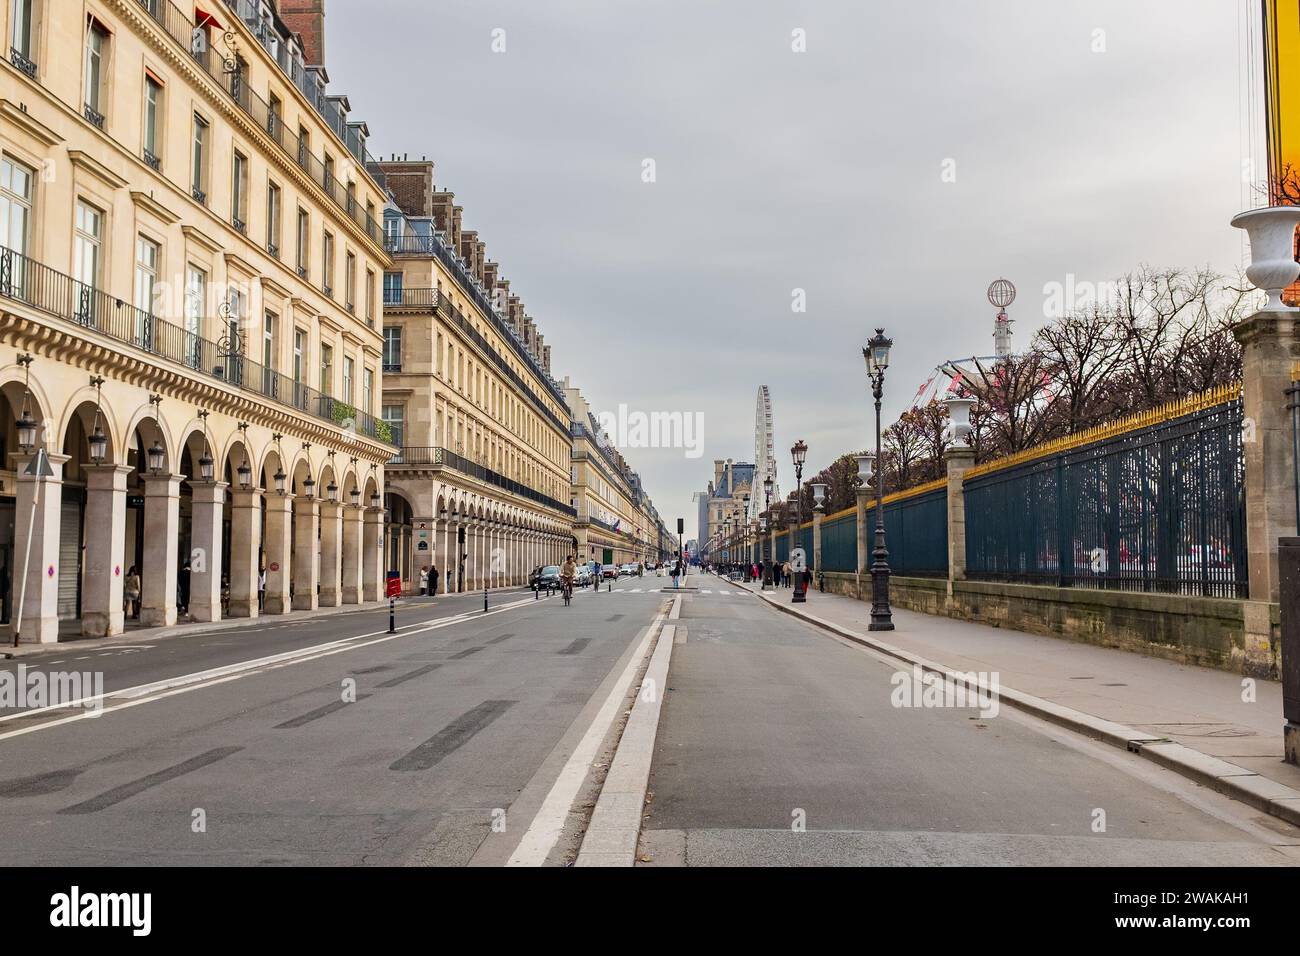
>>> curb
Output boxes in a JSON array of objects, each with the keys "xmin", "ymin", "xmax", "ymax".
[
  {"xmin": 575, "ymin": 595, "xmax": 680, "ymax": 866},
  {"xmin": 737, "ymin": 579, "xmax": 1300, "ymax": 830}
]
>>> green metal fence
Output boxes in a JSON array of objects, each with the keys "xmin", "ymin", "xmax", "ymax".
[
  {"xmin": 820, "ymin": 511, "xmax": 857, "ymax": 572},
  {"xmin": 879, "ymin": 488, "xmax": 948, "ymax": 576},
  {"xmin": 964, "ymin": 396, "xmax": 1247, "ymax": 598}
]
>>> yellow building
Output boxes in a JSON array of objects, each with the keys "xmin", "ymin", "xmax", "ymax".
[
  {"xmin": 1, "ymin": 0, "xmax": 393, "ymax": 642},
  {"xmin": 379, "ymin": 161, "xmax": 576, "ymax": 591}
]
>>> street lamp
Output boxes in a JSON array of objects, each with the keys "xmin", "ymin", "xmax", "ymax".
[
  {"xmin": 327, "ymin": 479, "xmax": 338, "ymax": 503},
  {"xmin": 87, "ymin": 375, "xmax": 108, "ymax": 464},
  {"xmin": 302, "ymin": 472, "xmax": 315, "ymax": 500},
  {"xmin": 274, "ymin": 467, "xmax": 287, "ymax": 495},
  {"xmin": 863, "ymin": 328, "xmax": 894, "ymax": 631},
  {"xmin": 237, "ymin": 458, "xmax": 252, "ymax": 490},
  {"xmin": 14, "ymin": 354, "xmax": 36, "ymax": 451},
  {"xmin": 198, "ymin": 448, "xmax": 215, "ymax": 482},
  {"xmin": 349, "ymin": 485, "xmax": 361, "ymax": 507},
  {"xmin": 147, "ymin": 439, "xmax": 166, "ymax": 475},
  {"xmin": 371, "ymin": 487, "xmax": 382, "ymax": 510},
  {"xmin": 790, "ymin": 441, "xmax": 808, "ymax": 603}
]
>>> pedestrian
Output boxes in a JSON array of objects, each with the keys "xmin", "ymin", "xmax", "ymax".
[
  {"xmin": 178, "ymin": 562, "xmax": 191, "ymax": 616},
  {"xmin": 124, "ymin": 566, "xmax": 141, "ymax": 620},
  {"xmin": 430, "ymin": 563, "xmax": 440, "ymax": 596},
  {"xmin": 671, "ymin": 558, "xmax": 681, "ymax": 588},
  {"xmin": 803, "ymin": 567, "xmax": 813, "ymax": 594},
  {"xmin": 257, "ymin": 566, "xmax": 266, "ymax": 612},
  {"xmin": 782, "ymin": 560, "xmax": 792, "ymax": 587},
  {"xmin": 419, "ymin": 565, "xmax": 429, "ymax": 596},
  {"xmin": 221, "ymin": 575, "xmax": 231, "ymax": 616}
]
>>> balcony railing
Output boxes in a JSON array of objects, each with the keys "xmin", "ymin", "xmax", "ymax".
[
  {"xmin": 9, "ymin": 46, "xmax": 36, "ymax": 78},
  {"xmin": 388, "ymin": 446, "xmax": 576, "ymax": 518},
  {"xmin": 0, "ymin": 245, "xmax": 394, "ymax": 446},
  {"xmin": 132, "ymin": 0, "xmax": 384, "ymax": 246},
  {"xmin": 143, "ymin": 149, "xmax": 161, "ymax": 171},
  {"xmin": 83, "ymin": 104, "xmax": 105, "ymax": 130},
  {"xmin": 384, "ymin": 286, "xmax": 569, "ymax": 433}
]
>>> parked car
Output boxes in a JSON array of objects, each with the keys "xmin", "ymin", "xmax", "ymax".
[
  {"xmin": 528, "ymin": 566, "xmax": 544, "ymax": 590},
  {"xmin": 619, "ymin": 563, "xmax": 638, "ymax": 577},
  {"xmin": 575, "ymin": 565, "xmax": 592, "ymax": 587},
  {"xmin": 601, "ymin": 564, "xmax": 619, "ymax": 579},
  {"xmin": 533, "ymin": 565, "xmax": 562, "ymax": 590}
]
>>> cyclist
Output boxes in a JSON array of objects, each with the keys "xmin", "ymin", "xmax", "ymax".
[{"xmin": 559, "ymin": 554, "xmax": 577, "ymax": 604}]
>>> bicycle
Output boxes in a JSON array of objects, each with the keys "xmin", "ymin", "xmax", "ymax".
[{"xmin": 561, "ymin": 577, "xmax": 574, "ymax": 606}]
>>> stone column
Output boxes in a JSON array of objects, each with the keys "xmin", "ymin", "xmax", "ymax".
[
  {"xmin": 1235, "ymin": 311, "xmax": 1299, "ymax": 678},
  {"xmin": 81, "ymin": 463, "xmax": 130, "ymax": 638},
  {"xmin": 363, "ymin": 506, "xmax": 383, "ymax": 601},
  {"xmin": 944, "ymin": 445, "xmax": 977, "ymax": 613},
  {"xmin": 228, "ymin": 488, "xmax": 263, "ymax": 618},
  {"xmin": 319, "ymin": 500, "xmax": 344, "ymax": 607},
  {"xmin": 293, "ymin": 496, "xmax": 321, "ymax": 611},
  {"xmin": 855, "ymin": 488, "xmax": 871, "ymax": 601},
  {"xmin": 263, "ymin": 493, "xmax": 294, "ymax": 614},
  {"xmin": 812, "ymin": 512, "xmax": 823, "ymax": 575},
  {"xmin": 140, "ymin": 473, "xmax": 183, "ymax": 628},
  {"xmin": 341, "ymin": 504, "xmax": 364, "ymax": 603},
  {"xmin": 189, "ymin": 480, "xmax": 228, "ymax": 623}
]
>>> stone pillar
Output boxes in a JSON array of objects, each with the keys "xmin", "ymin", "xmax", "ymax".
[
  {"xmin": 855, "ymin": 488, "xmax": 870, "ymax": 601},
  {"xmin": 81, "ymin": 463, "xmax": 130, "ymax": 638},
  {"xmin": 1234, "ymin": 312, "xmax": 1297, "ymax": 676},
  {"xmin": 293, "ymin": 496, "xmax": 320, "ymax": 610},
  {"xmin": 945, "ymin": 445, "xmax": 976, "ymax": 591},
  {"xmin": 228, "ymin": 488, "xmax": 263, "ymax": 618},
  {"xmin": 189, "ymin": 480, "xmax": 228, "ymax": 623},
  {"xmin": 813, "ymin": 512, "xmax": 823, "ymax": 575},
  {"xmin": 319, "ymin": 500, "xmax": 344, "ymax": 607},
  {"xmin": 363, "ymin": 506, "xmax": 383, "ymax": 601},
  {"xmin": 341, "ymin": 504, "xmax": 364, "ymax": 603},
  {"xmin": 263, "ymin": 493, "xmax": 294, "ymax": 614},
  {"xmin": 140, "ymin": 473, "xmax": 183, "ymax": 628}
]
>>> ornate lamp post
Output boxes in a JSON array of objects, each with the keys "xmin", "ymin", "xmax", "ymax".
[
  {"xmin": 790, "ymin": 440, "xmax": 807, "ymax": 603},
  {"xmin": 863, "ymin": 328, "xmax": 894, "ymax": 630}
]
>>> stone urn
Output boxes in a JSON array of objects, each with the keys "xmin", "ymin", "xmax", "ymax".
[{"xmin": 1230, "ymin": 206, "xmax": 1300, "ymax": 310}]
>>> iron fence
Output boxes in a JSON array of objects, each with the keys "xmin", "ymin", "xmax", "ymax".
[
  {"xmin": 964, "ymin": 397, "xmax": 1246, "ymax": 597},
  {"xmin": 820, "ymin": 511, "xmax": 857, "ymax": 571},
  {"xmin": 881, "ymin": 488, "xmax": 948, "ymax": 577}
]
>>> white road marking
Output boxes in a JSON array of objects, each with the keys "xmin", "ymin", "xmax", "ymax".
[
  {"xmin": 0, "ymin": 596, "xmax": 542, "ymax": 742},
  {"xmin": 508, "ymin": 602, "xmax": 671, "ymax": 867}
]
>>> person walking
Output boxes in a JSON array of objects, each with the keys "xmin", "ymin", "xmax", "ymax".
[
  {"xmin": 419, "ymin": 565, "xmax": 430, "ymax": 596},
  {"xmin": 257, "ymin": 566, "xmax": 266, "ymax": 612},
  {"xmin": 782, "ymin": 560, "xmax": 792, "ymax": 588},
  {"xmin": 178, "ymin": 561, "xmax": 191, "ymax": 617},
  {"xmin": 430, "ymin": 563, "xmax": 440, "ymax": 596},
  {"xmin": 124, "ymin": 566, "xmax": 141, "ymax": 620}
]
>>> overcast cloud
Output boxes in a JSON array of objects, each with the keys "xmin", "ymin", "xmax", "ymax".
[{"xmin": 328, "ymin": 0, "xmax": 1254, "ymax": 538}]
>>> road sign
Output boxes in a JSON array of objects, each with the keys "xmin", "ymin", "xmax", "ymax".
[{"xmin": 790, "ymin": 547, "xmax": 807, "ymax": 572}]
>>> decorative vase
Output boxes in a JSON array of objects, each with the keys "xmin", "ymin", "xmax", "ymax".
[{"xmin": 1230, "ymin": 206, "xmax": 1300, "ymax": 310}]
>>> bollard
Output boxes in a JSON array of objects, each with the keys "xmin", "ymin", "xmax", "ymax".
[
  {"xmin": 388, "ymin": 596, "xmax": 396, "ymax": 634},
  {"xmin": 484, "ymin": 583, "xmax": 489, "ymax": 613}
]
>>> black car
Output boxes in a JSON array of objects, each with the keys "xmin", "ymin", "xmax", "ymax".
[{"xmin": 532, "ymin": 565, "xmax": 562, "ymax": 591}]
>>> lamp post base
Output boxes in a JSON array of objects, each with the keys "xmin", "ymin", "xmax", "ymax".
[{"xmin": 868, "ymin": 564, "xmax": 894, "ymax": 630}]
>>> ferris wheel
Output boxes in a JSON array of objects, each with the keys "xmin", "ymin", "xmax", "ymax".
[{"xmin": 753, "ymin": 386, "xmax": 779, "ymax": 516}]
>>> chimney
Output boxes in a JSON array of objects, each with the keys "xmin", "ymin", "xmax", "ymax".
[
  {"xmin": 541, "ymin": 344, "xmax": 551, "ymax": 374},
  {"xmin": 279, "ymin": 0, "xmax": 326, "ymax": 66},
  {"xmin": 375, "ymin": 159, "xmax": 434, "ymax": 218},
  {"xmin": 714, "ymin": 460, "xmax": 724, "ymax": 489}
]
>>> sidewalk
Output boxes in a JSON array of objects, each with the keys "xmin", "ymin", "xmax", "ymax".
[{"xmin": 727, "ymin": 574, "xmax": 1300, "ymax": 825}]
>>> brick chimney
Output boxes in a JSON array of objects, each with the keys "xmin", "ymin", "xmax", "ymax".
[
  {"xmin": 376, "ymin": 159, "xmax": 434, "ymax": 218},
  {"xmin": 278, "ymin": 0, "xmax": 326, "ymax": 66}
]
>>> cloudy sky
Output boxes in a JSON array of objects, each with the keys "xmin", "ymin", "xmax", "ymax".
[{"xmin": 328, "ymin": 0, "xmax": 1259, "ymax": 539}]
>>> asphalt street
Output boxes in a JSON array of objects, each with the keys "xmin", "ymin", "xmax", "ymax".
[
  {"xmin": 640, "ymin": 574, "xmax": 1300, "ymax": 866},
  {"xmin": 0, "ymin": 582, "xmax": 668, "ymax": 865}
]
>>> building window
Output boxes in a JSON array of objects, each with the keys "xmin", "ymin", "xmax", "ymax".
[
  {"xmin": 261, "ymin": 310, "xmax": 277, "ymax": 396},
  {"xmin": 296, "ymin": 207, "xmax": 309, "ymax": 278},
  {"xmin": 231, "ymin": 151, "xmax": 248, "ymax": 233},
  {"xmin": 382, "ymin": 404, "xmax": 404, "ymax": 448},
  {"xmin": 322, "ymin": 230, "xmax": 334, "ymax": 296},
  {"xmin": 266, "ymin": 182, "xmax": 281, "ymax": 257},
  {"xmin": 382, "ymin": 327, "xmax": 401, "ymax": 372},
  {"xmin": 383, "ymin": 214, "xmax": 401, "ymax": 245},
  {"xmin": 10, "ymin": 0, "xmax": 37, "ymax": 75},
  {"xmin": 342, "ymin": 356, "xmax": 354, "ymax": 403},
  {"xmin": 362, "ymin": 367, "xmax": 373, "ymax": 415},
  {"xmin": 191, "ymin": 114, "xmax": 208, "ymax": 203},
  {"xmin": 365, "ymin": 269, "xmax": 375, "ymax": 326},
  {"xmin": 320, "ymin": 343, "xmax": 332, "ymax": 397},
  {"xmin": 184, "ymin": 265, "xmax": 205, "ymax": 368},
  {"xmin": 83, "ymin": 19, "xmax": 108, "ymax": 127},
  {"xmin": 382, "ymin": 271, "xmax": 403, "ymax": 305},
  {"xmin": 73, "ymin": 199, "xmax": 102, "ymax": 323},
  {"xmin": 143, "ymin": 74, "xmax": 162, "ymax": 168},
  {"xmin": 293, "ymin": 328, "xmax": 307, "ymax": 408},
  {"xmin": 134, "ymin": 235, "xmax": 159, "ymax": 348},
  {"xmin": 435, "ymin": 331, "xmax": 443, "ymax": 376},
  {"xmin": 345, "ymin": 251, "xmax": 356, "ymax": 312},
  {"xmin": 296, "ymin": 124, "xmax": 309, "ymax": 168}
]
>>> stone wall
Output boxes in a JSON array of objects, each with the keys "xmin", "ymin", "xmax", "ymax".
[{"xmin": 821, "ymin": 571, "xmax": 1280, "ymax": 677}]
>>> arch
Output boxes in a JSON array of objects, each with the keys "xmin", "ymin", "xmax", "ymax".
[
  {"xmin": 124, "ymin": 407, "xmax": 174, "ymax": 474},
  {"xmin": 58, "ymin": 393, "xmax": 123, "ymax": 465},
  {"xmin": 0, "ymin": 369, "xmax": 56, "ymax": 452}
]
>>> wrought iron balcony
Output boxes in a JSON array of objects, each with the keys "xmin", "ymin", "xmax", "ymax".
[
  {"xmin": 383, "ymin": 363, "xmax": 401, "ymax": 374},
  {"xmin": 387, "ymin": 446, "xmax": 576, "ymax": 518},
  {"xmin": 192, "ymin": 185, "xmax": 207, "ymax": 205},
  {"xmin": 0, "ymin": 244, "xmax": 397, "ymax": 447},
  {"xmin": 143, "ymin": 149, "xmax": 161, "ymax": 171},
  {"xmin": 267, "ymin": 241, "xmax": 279, "ymax": 259},
  {"xmin": 232, "ymin": 216, "xmax": 247, "ymax": 235},
  {"xmin": 9, "ymin": 47, "xmax": 36, "ymax": 78},
  {"xmin": 83, "ymin": 104, "xmax": 106, "ymax": 130}
]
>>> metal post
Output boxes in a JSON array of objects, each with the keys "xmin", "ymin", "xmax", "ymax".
[
  {"xmin": 388, "ymin": 596, "xmax": 396, "ymax": 634},
  {"xmin": 870, "ymin": 379, "xmax": 894, "ymax": 631}
]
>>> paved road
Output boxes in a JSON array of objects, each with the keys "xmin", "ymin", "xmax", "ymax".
[
  {"xmin": 640, "ymin": 576, "xmax": 1300, "ymax": 866},
  {"xmin": 0, "ymin": 584, "xmax": 668, "ymax": 865}
]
